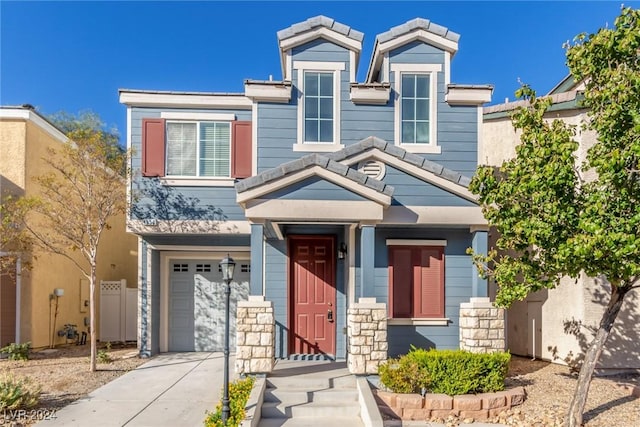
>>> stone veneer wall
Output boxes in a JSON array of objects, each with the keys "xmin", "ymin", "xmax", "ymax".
[
  {"xmin": 235, "ymin": 295, "xmax": 274, "ymax": 374},
  {"xmin": 347, "ymin": 297, "xmax": 388, "ymax": 374},
  {"xmin": 459, "ymin": 297, "xmax": 505, "ymax": 353}
]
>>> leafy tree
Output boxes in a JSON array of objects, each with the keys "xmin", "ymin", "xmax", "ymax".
[
  {"xmin": 17, "ymin": 126, "xmax": 127, "ymax": 372},
  {"xmin": 469, "ymin": 7, "xmax": 640, "ymax": 427},
  {"xmin": 0, "ymin": 194, "xmax": 32, "ymax": 276}
]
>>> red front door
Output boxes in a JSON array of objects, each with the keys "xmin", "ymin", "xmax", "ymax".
[{"xmin": 289, "ymin": 236, "xmax": 336, "ymax": 355}]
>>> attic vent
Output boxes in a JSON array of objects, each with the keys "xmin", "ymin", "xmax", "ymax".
[{"xmin": 358, "ymin": 160, "xmax": 386, "ymax": 180}]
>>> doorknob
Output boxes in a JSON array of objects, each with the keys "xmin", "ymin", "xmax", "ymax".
[{"xmin": 327, "ymin": 309, "xmax": 334, "ymax": 322}]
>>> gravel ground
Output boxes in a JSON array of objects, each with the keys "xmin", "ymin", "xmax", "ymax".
[
  {"xmin": 1, "ymin": 343, "xmax": 146, "ymax": 425},
  {"xmin": 379, "ymin": 356, "xmax": 640, "ymax": 427}
]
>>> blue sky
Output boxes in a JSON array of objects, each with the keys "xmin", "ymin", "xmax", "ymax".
[{"xmin": 1, "ymin": 1, "xmax": 636, "ymax": 143}]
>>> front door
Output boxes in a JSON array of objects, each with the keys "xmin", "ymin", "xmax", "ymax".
[{"xmin": 289, "ymin": 236, "xmax": 336, "ymax": 355}]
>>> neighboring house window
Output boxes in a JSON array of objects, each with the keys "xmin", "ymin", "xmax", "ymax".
[
  {"xmin": 166, "ymin": 121, "xmax": 230, "ymax": 178},
  {"xmin": 391, "ymin": 64, "xmax": 441, "ymax": 154},
  {"xmin": 388, "ymin": 243, "xmax": 445, "ymax": 318},
  {"xmin": 141, "ymin": 116, "xmax": 253, "ymax": 182},
  {"xmin": 294, "ymin": 61, "xmax": 345, "ymax": 152}
]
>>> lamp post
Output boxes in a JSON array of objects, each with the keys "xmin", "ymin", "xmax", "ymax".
[{"xmin": 219, "ymin": 254, "xmax": 236, "ymax": 425}]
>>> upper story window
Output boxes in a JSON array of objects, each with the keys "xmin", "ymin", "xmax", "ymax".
[
  {"xmin": 294, "ymin": 61, "xmax": 345, "ymax": 152},
  {"xmin": 166, "ymin": 121, "xmax": 230, "ymax": 178},
  {"xmin": 391, "ymin": 64, "xmax": 442, "ymax": 154}
]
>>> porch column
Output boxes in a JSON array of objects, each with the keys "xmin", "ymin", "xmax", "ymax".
[
  {"xmin": 471, "ymin": 230, "xmax": 488, "ymax": 297},
  {"xmin": 360, "ymin": 224, "xmax": 375, "ymax": 298},
  {"xmin": 250, "ymin": 223, "xmax": 264, "ymax": 296}
]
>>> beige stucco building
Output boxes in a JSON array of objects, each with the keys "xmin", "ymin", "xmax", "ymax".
[
  {"xmin": 0, "ymin": 106, "xmax": 138, "ymax": 349},
  {"xmin": 482, "ymin": 77, "xmax": 640, "ymax": 372}
]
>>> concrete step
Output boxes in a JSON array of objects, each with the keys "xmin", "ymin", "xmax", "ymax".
[
  {"xmin": 266, "ymin": 374, "xmax": 355, "ymax": 391},
  {"xmin": 263, "ymin": 388, "xmax": 358, "ymax": 404},
  {"xmin": 261, "ymin": 400, "xmax": 360, "ymax": 418},
  {"xmin": 258, "ymin": 416, "xmax": 365, "ymax": 427}
]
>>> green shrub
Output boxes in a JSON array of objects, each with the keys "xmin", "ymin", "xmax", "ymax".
[
  {"xmin": 0, "ymin": 373, "xmax": 40, "ymax": 410},
  {"xmin": 204, "ymin": 376, "xmax": 255, "ymax": 427},
  {"xmin": 0, "ymin": 342, "xmax": 31, "ymax": 361},
  {"xmin": 97, "ymin": 342, "xmax": 113, "ymax": 364},
  {"xmin": 379, "ymin": 347, "xmax": 510, "ymax": 395},
  {"xmin": 378, "ymin": 356, "xmax": 430, "ymax": 394}
]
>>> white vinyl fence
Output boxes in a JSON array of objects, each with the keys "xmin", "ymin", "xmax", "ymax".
[{"xmin": 100, "ymin": 280, "xmax": 137, "ymax": 342}]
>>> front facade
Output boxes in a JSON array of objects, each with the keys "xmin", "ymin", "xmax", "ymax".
[
  {"xmin": 121, "ymin": 16, "xmax": 493, "ymax": 358},
  {"xmin": 0, "ymin": 107, "xmax": 138, "ymax": 348},
  {"xmin": 483, "ymin": 76, "xmax": 640, "ymax": 371}
]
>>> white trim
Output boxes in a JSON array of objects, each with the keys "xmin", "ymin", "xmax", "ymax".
[
  {"xmin": 386, "ymin": 239, "xmax": 447, "ymax": 246},
  {"xmin": 0, "ymin": 109, "xmax": 69, "ymax": 143},
  {"xmin": 126, "ymin": 107, "xmax": 133, "ymax": 221},
  {"xmin": 350, "ymin": 86, "xmax": 391, "ymax": 105},
  {"xmin": 382, "ymin": 53, "xmax": 389, "ymax": 83},
  {"xmin": 295, "ymin": 62, "xmax": 344, "ymax": 148},
  {"xmin": 445, "ymin": 87, "xmax": 493, "ymax": 105},
  {"xmin": 151, "ymin": 245, "xmax": 251, "ymax": 252},
  {"xmin": 349, "ymin": 50, "xmax": 356, "ymax": 82},
  {"xmin": 119, "ymin": 92, "xmax": 252, "ymax": 109},
  {"xmin": 477, "ymin": 107, "xmax": 484, "ymax": 166},
  {"xmin": 245, "ymin": 199, "xmax": 384, "ymax": 222},
  {"xmin": 470, "ymin": 225, "xmax": 489, "ymax": 233},
  {"xmin": 444, "ymin": 52, "xmax": 451, "ymax": 85},
  {"xmin": 244, "ymin": 84, "xmax": 291, "ymax": 103},
  {"xmin": 293, "ymin": 61, "xmax": 346, "ymax": 71},
  {"xmin": 127, "ymin": 220, "xmax": 252, "ymax": 235},
  {"xmin": 391, "ymin": 64, "xmax": 440, "ymax": 152},
  {"xmin": 146, "ymin": 242, "xmax": 153, "ymax": 350},
  {"xmin": 285, "ymin": 50, "xmax": 292, "ymax": 81},
  {"xmin": 388, "ymin": 318, "xmax": 450, "ymax": 326},
  {"xmin": 160, "ymin": 249, "xmax": 251, "ymax": 352},
  {"xmin": 136, "ymin": 237, "xmax": 143, "ymax": 350},
  {"xmin": 280, "ymin": 27, "xmax": 363, "ymax": 54},
  {"xmin": 252, "ymin": 102, "xmax": 258, "ymax": 176},
  {"xmin": 292, "ymin": 143, "xmax": 345, "ymax": 152},
  {"xmin": 384, "ymin": 206, "xmax": 487, "ymax": 226},
  {"xmin": 348, "ymin": 224, "xmax": 356, "ymax": 306},
  {"xmin": 270, "ymin": 222, "xmax": 285, "ymax": 241},
  {"xmin": 340, "ymin": 149, "xmax": 478, "ymax": 202},
  {"xmin": 159, "ymin": 178, "xmax": 235, "ymax": 187},
  {"xmin": 236, "ymin": 165, "xmax": 392, "ymax": 206},
  {"xmin": 160, "ymin": 112, "xmax": 236, "ymax": 121}
]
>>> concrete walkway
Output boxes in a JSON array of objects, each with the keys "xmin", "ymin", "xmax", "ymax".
[{"xmin": 38, "ymin": 352, "xmax": 233, "ymax": 427}]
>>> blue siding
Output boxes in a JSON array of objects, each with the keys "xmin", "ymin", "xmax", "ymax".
[
  {"xmin": 292, "ymin": 38, "xmax": 350, "ymax": 62},
  {"xmin": 263, "ymin": 177, "xmax": 366, "ymax": 201},
  {"xmin": 264, "ymin": 239, "xmax": 288, "ymax": 358},
  {"xmin": 389, "ymin": 41, "xmax": 445, "ymax": 64},
  {"xmin": 354, "ymin": 227, "xmax": 474, "ymax": 357},
  {"xmin": 130, "ymin": 107, "xmax": 250, "ymax": 222},
  {"xmin": 139, "ymin": 240, "xmax": 150, "ymax": 356},
  {"xmin": 381, "ymin": 166, "xmax": 476, "ymax": 207},
  {"xmin": 143, "ymin": 234, "xmax": 249, "ymax": 247},
  {"xmin": 151, "ymin": 249, "xmax": 161, "ymax": 355}
]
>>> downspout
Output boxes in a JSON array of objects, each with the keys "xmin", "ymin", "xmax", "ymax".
[{"xmin": 15, "ymin": 257, "xmax": 21, "ymax": 343}]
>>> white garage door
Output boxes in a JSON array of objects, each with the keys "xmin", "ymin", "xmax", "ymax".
[{"xmin": 169, "ymin": 259, "xmax": 250, "ymax": 352}]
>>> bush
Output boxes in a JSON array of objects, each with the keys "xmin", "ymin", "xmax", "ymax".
[
  {"xmin": 204, "ymin": 376, "xmax": 255, "ymax": 427},
  {"xmin": 97, "ymin": 342, "xmax": 112, "ymax": 364},
  {"xmin": 379, "ymin": 347, "xmax": 510, "ymax": 395},
  {"xmin": 0, "ymin": 373, "xmax": 40, "ymax": 410},
  {"xmin": 0, "ymin": 342, "xmax": 31, "ymax": 361}
]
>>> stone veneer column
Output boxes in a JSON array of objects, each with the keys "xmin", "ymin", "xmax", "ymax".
[
  {"xmin": 459, "ymin": 297, "xmax": 505, "ymax": 353},
  {"xmin": 347, "ymin": 297, "xmax": 388, "ymax": 374},
  {"xmin": 235, "ymin": 295, "xmax": 275, "ymax": 374}
]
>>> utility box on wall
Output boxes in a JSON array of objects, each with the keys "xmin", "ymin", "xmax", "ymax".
[{"xmin": 99, "ymin": 280, "xmax": 137, "ymax": 342}]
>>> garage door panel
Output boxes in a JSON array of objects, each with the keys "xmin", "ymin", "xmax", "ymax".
[{"xmin": 169, "ymin": 258, "xmax": 250, "ymax": 352}]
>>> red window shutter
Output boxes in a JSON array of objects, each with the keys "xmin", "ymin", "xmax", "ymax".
[
  {"xmin": 142, "ymin": 118, "xmax": 166, "ymax": 177},
  {"xmin": 389, "ymin": 247, "xmax": 413, "ymax": 318},
  {"xmin": 413, "ymin": 247, "xmax": 445, "ymax": 318},
  {"xmin": 231, "ymin": 121, "xmax": 252, "ymax": 178}
]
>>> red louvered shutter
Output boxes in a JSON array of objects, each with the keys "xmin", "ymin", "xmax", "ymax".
[
  {"xmin": 389, "ymin": 247, "xmax": 413, "ymax": 318},
  {"xmin": 231, "ymin": 121, "xmax": 252, "ymax": 178},
  {"xmin": 413, "ymin": 247, "xmax": 445, "ymax": 318},
  {"xmin": 142, "ymin": 118, "xmax": 166, "ymax": 177}
]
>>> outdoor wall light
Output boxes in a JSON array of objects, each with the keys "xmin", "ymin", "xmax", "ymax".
[
  {"xmin": 218, "ymin": 254, "xmax": 236, "ymax": 425},
  {"xmin": 338, "ymin": 242, "xmax": 348, "ymax": 260}
]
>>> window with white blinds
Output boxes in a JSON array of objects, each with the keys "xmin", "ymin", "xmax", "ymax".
[{"xmin": 166, "ymin": 121, "xmax": 231, "ymax": 177}]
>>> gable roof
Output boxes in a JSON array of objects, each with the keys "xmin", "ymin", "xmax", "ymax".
[
  {"xmin": 277, "ymin": 15, "xmax": 364, "ymax": 45},
  {"xmin": 366, "ymin": 18, "xmax": 460, "ymax": 83},
  {"xmin": 327, "ymin": 136, "xmax": 472, "ymax": 188}
]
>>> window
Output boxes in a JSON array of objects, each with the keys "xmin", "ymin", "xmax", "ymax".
[
  {"xmin": 304, "ymin": 72, "xmax": 334, "ymax": 143},
  {"xmin": 401, "ymin": 74, "xmax": 430, "ymax": 144},
  {"xmin": 166, "ymin": 121, "xmax": 230, "ymax": 177},
  {"xmin": 391, "ymin": 63, "xmax": 441, "ymax": 153},
  {"xmin": 293, "ymin": 61, "xmax": 344, "ymax": 152},
  {"xmin": 173, "ymin": 264, "xmax": 189, "ymax": 272},
  {"xmin": 388, "ymin": 245, "xmax": 444, "ymax": 318}
]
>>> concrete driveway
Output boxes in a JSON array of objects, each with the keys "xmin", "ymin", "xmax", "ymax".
[{"xmin": 38, "ymin": 352, "xmax": 234, "ymax": 427}]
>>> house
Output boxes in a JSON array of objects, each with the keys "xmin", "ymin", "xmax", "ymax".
[
  {"xmin": 0, "ymin": 106, "xmax": 138, "ymax": 349},
  {"xmin": 120, "ymin": 16, "xmax": 494, "ymax": 359},
  {"xmin": 482, "ymin": 76, "xmax": 640, "ymax": 371}
]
